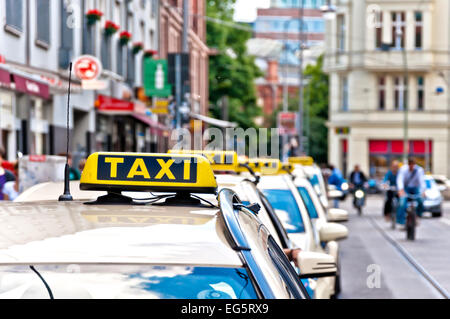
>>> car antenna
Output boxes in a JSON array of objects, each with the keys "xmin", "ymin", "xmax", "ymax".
[{"xmin": 59, "ymin": 62, "xmax": 73, "ymax": 202}]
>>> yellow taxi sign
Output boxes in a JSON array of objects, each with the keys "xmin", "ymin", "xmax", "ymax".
[
  {"xmin": 168, "ymin": 150, "xmax": 238, "ymax": 172},
  {"xmin": 241, "ymin": 158, "xmax": 282, "ymax": 175},
  {"xmin": 288, "ymin": 156, "xmax": 314, "ymax": 166},
  {"xmin": 80, "ymin": 152, "xmax": 217, "ymax": 193},
  {"xmin": 279, "ymin": 163, "xmax": 295, "ymax": 174}
]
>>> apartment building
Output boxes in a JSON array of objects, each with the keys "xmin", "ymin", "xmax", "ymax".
[
  {"xmin": 0, "ymin": 0, "xmax": 209, "ymax": 163},
  {"xmin": 254, "ymin": 0, "xmax": 326, "ymax": 117},
  {"xmin": 324, "ymin": 0, "xmax": 450, "ymax": 177}
]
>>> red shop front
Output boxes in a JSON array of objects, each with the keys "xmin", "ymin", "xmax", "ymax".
[{"xmin": 369, "ymin": 140, "xmax": 433, "ymax": 177}]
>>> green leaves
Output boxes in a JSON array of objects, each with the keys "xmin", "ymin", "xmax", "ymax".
[{"xmin": 207, "ymin": 0, "xmax": 262, "ymax": 130}]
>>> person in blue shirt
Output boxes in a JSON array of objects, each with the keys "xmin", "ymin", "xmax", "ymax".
[
  {"xmin": 327, "ymin": 164, "xmax": 343, "ymax": 208},
  {"xmin": 396, "ymin": 158, "xmax": 425, "ymax": 227},
  {"xmin": 382, "ymin": 160, "xmax": 399, "ymax": 221}
]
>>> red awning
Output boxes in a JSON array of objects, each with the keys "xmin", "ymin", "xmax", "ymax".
[
  {"xmin": 412, "ymin": 140, "xmax": 433, "ymax": 154},
  {"xmin": 0, "ymin": 67, "xmax": 11, "ymax": 85},
  {"xmin": 369, "ymin": 140, "xmax": 388, "ymax": 153},
  {"xmin": 12, "ymin": 73, "xmax": 50, "ymax": 99},
  {"xmin": 391, "ymin": 140, "xmax": 404, "ymax": 154},
  {"xmin": 130, "ymin": 113, "xmax": 169, "ymax": 137}
]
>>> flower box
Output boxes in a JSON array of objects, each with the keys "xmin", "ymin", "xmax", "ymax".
[
  {"xmin": 119, "ymin": 31, "xmax": 132, "ymax": 45},
  {"xmin": 132, "ymin": 42, "xmax": 144, "ymax": 54},
  {"xmin": 86, "ymin": 9, "xmax": 103, "ymax": 25},
  {"xmin": 144, "ymin": 50, "xmax": 158, "ymax": 58},
  {"xmin": 104, "ymin": 21, "xmax": 120, "ymax": 36}
]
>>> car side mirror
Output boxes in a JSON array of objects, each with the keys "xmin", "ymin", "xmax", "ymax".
[
  {"xmin": 327, "ymin": 208, "xmax": 349, "ymax": 222},
  {"xmin": 437, "ymin": 185, "xmax": 447, "ymax": 192},
  {"xmin": 319, "ymin": 222, "xmax": 348, "ymax": 242},
  {"xmin": 297, "ymin": 251, "xmax": 337, "ymax": 279},
  {"xmin": 328, "ymin": 189, "xmax": 343, "ymax": 199}
]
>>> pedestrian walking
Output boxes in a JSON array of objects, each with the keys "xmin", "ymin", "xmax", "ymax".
[
  {"xmin": 0, "ymin": 147, "xmax": 15, "ymax": 200},
  {"xmin": 3, "ymin": 161, "xmax": 20, "ymax": 201}
]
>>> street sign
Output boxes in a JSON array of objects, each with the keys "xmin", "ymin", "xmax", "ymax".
[
  {"xmin": 74, "ymin": 55, "xmax": 102, "ymax": 81},
  {"xmin": 143, "ymin": 59, "xmax": 172, "ymax": 97},
  {"xmin": 278, "ymin": 112, "xmax": 298, "ymax": 135},
  {"xmin": 95, "ymin": 95, "xmax": 134, "ymax": 112},
  {"xmin": 150, "ymin": 99, "xmax": 169, "ymax": 114}
]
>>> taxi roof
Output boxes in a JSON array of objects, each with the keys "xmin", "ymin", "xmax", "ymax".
[{"xmin": 0, "ymin": 200, "xmax": 242, "ymax": 267}]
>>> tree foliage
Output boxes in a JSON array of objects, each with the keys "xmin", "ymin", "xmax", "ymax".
[
  {"xmin": 267, "ymin": 55, "xmax": 329, "ymax": 163},
  {"xmin": 207, "ymin": 0, "xmax": 263, "ymax": 129}
]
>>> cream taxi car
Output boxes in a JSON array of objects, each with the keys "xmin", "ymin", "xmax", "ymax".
[
  {"xmin": 167, "ymin": 150, "xmax": 338, "ymax": 299},
  {"xmin": 289, "ymin": 157, "xmax": 349, "ymax": 222},
  {"xmin": 237, "ymin": 158, "xmax": 347, "ymax": 299},
  {"xmin": 0, "ymin": 152, "xmax": 311, "ymax": 299}
]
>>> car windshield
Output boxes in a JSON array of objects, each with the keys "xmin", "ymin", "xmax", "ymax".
[
  {"xmin": 297, "ymin": 187, "xmax": 319, "ymax": 219},
  {"xmin": 0, "ymin": 265, "xmax": 258, "ymax": 299},
  {"xmin": 262, "ymin": 189, "xmax": 305, "ymax": 233}
]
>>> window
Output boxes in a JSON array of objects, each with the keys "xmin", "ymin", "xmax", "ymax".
[
  {"xmin": 375, "ymin": 11, "xmax": 383, "ymax": 49},
  {"xmin": 341, "ymin": 76, "xmax": 349, "ymax": 111},
  {"xmin": 101, "ymin": 33, "xmax": 111, "ymax": 70},
  {"xmin": 417, "ymin": 76, "xmax": 424, "ymax": 110},
  {"xmin": 394, "ymin": 76, "xmax": 408, "ymax": 110},
  {"xmin": 391, "ymin": 12, "xmax": 406, "ymax": 49},
  {"xmin": 117, "ymin": 44, "xmax": 124, "ymax": 76},
  {"xmin": 378, "ymin": 77, "xmax": 386, "ymax": 110},
  {"xmin": 5, "ymin": 0, "xmax": 23, "ymax": 33},
  {"xmin": 59, "ymin": 0, "xmax": 74, "ymax": 68},
  {"xmin": 297, "ymin": 187, "xmax": 318, "ymax": 219},
  {"xmin": 415, "ymin": 12, "xmax": 423, "ymax": 49},
  {"xmin": 36, "ymin": 0, "xmax": 51, "ymax": 46},
  {"xmin": 262, "ymin": 189, "xmax": 305, "ymax": 233},
  {"xmin": 337, "ymin": 15, "xmax": 345, "ymax": 52}
]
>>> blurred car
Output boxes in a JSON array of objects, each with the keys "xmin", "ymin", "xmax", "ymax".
[
  {"xmin": 366, "ymin": 179, "xmax": 382, "ymax": 195},
  {"xmin": 431, "ymin": 174, "xmax": 450, "ymax": 200},
  {"xmin": 424, "ymin": 175, "xmax": 443, "ymax": 217}
]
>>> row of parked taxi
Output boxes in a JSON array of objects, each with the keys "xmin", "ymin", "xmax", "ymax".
[{"xmin": 0, "ymin": 150, "xmax": 349, "ymax": 299}]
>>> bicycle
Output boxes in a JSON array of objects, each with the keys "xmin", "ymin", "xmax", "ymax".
[{"xmin": 405, "ymin": 193, "xmax": 422, "ymax": 241}]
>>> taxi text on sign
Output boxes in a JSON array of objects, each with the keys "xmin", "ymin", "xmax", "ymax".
[{"xmin": 80, "ymin": 153, "xmax": 218, "ymax": 193}]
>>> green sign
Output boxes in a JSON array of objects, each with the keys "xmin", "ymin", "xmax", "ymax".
[{"xmin": 143, "ymin": 59, "xmax": 172, "ymax": 97}]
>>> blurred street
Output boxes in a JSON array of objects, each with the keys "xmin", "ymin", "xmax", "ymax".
[{"xmin": 339, "ymin": 195, "xmax": 450, "ymax": 299}]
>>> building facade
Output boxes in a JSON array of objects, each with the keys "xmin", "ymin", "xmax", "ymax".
[
  {"xmin": 254, "ymin": 0, "xmax": 326, "ymax": 120},
  {"xmin": 0, "ymin": 0, "xmax": 209, "ymax": 165},
  {"xmin": 324, "ymin": 0, "xmax": 450, "ymax": 178},
  {"xmin": 159, "ymin": 0, "xmax": 209, "ymax": 118}
]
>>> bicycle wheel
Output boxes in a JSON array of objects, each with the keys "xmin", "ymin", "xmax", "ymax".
[{"xmin": 406, "ymin": 207, "xmax": 416, "ymax": 241}]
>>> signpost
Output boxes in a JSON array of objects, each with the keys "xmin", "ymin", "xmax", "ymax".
[
  {"xmin": 73, "ymin": 55, "xmax": 107, "ymax": 90},
  {"xmin": 278, "ymin": 112, "xmax": 298, "ymax": 136},
  {"xmin": 143, "ymin": 59, "xmax": 172, "ymax": 97}
]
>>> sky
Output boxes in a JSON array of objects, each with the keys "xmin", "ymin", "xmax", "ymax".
[{"xmin": 233, "ymin": 0, "xmax": 271, "ymax": 23}]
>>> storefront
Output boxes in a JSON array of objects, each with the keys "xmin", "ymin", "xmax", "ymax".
[
  {"xmin": 0, "ymin": 66, "xmax": 51, "ymax": 159},
  {"xmin": 368, "ymin": 140, "xmax": 433, "ymax": 177},
  {"xmin": 94, "ymin": 94, "xmax": 166, "ymax": 153}
]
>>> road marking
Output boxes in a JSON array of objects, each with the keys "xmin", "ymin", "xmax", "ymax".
[{"xmin": 368, "ymin": 216, "xmax": 450, "ymax": 299}]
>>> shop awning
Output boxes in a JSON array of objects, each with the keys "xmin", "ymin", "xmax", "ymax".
[
  {"xmin": 131, "ymin": 113, "xmax": 169, "ymax": 136},
  {"xmin": 190, "ymin": 112, "xmax": 237, "ymax": 128},
  {"xmin": 0, "ymin": 66, "xmax": 11, "ymax": 86}
]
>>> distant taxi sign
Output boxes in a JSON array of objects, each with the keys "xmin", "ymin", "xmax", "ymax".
[
  {"xmin": 168, "ymin": 150, "xmax": 238, "ymax": 171},
  {"xmin": 288, "ymin": 156, "xmax": 314, "ymax": 166},
  {"xmin": 240, "ymin": 158, "xmax": 282, "ymax": 175},
  {"xmin": 80, "ymin": 152, "xmax": 217, "ymax": 193}
]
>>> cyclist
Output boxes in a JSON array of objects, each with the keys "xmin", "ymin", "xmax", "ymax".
[
  {"xmin": 396, "ymin": 158, "xmax": 426, "ymax": 229},
  {"xmin": 382, "ymin": 160, "xmax": 399, "ymax": 221},
  {"xmin": 327, "ymin": 164, "xmax": 344, "ymax": 208}
]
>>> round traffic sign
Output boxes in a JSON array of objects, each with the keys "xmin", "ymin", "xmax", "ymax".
[{"xmin": 73, "ymin": 55, "xmax": 102, "ymax": 81}]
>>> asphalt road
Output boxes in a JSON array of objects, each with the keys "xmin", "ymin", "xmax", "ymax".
[{"xmin": 338, "ymin": 194, "xmax": 450, "ymax": 299}]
